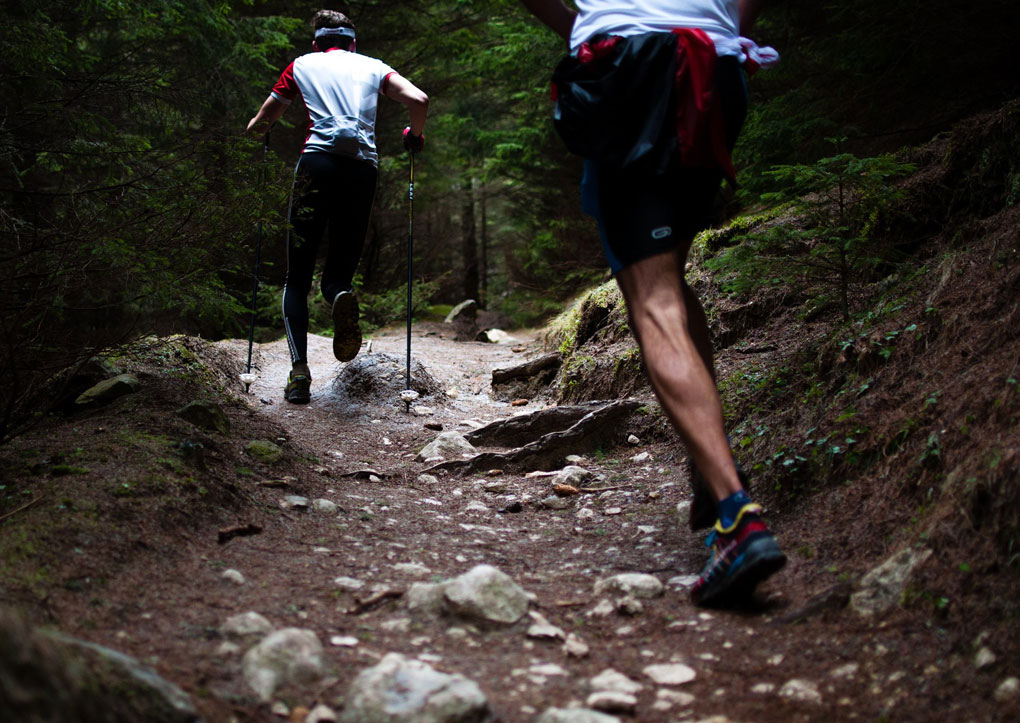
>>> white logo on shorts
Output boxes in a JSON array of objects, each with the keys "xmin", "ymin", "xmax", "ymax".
[{"xmin": 651, "ymin": 226, "xmax": 672, "ymax": 240}]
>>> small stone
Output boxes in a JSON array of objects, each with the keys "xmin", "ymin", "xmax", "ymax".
[
  {"xmin": 994, "ymin": 677, "xmax": 1020, "ymax": 702},
  {"xmin": 751, "ymin": 682, "xmax": 775, "ymax": 694},
  {"xmin": 312, "ymin": 498, "xmax": 338, "ymax": 514},
  {"xmin": 417, "ymin": 474, "xmax": 439, "ymax": 485},
  {"xmin": 603, "ymin": 507, "xmax": 622, "ymax": 515},
  {"xmin": 541, "ymin": 495, "xmax": 571, "ymax": 510},
  {"xmin": 379, "ymin": 618, "xmax": 412, "ymax": 633},
  {"xmin": 330, "ymin": 636, "xmax": 359, "ymax": 647},
  {"xmin": 527, "ymin": 612, "xmax": 565, "ymax": 640},
  {"xmin": 464, "ymin": 500, "xmax": 489, "ymax": 513},
  {"xmin": 553, "ymin": 465, "xmax": 591, "ymax": 488},
  {"xmin": 975, "ymin": 647, "xmax": 997, "ymax": 670},
  {"xmin": 778, "ymin": 678, "xmax": 822, "ymax": 704},
  {"xmin": 393, "ymin": 562, "xmax": 432, "ymax": 577},
  {"xmin": 221, "ymin": 569, "xmax": 246, "ymax": 585},
  {"xmin": 595, "ymin": 573, "xmax": 664, "ymax": 599},
  {"xmin": 590, "ymin": 668, "xmax": 644, "ymax": 695},
  {"xmin": 830, "ymin": 663, "xmax": 859, "ymax": 680},
  {"xmin": 576, "ymin": 508, "xmax": 596, "ymax": 520},
  {"xmin": 279, "ymin": 495, "xmax": 309, "ymax": 510},
  {"xmin": 333, "ymin": 576, "xmax": 365, "ymax": 591},
  {"xmin": 586, "ymin": 691, "xmax": 636, "ymax": 714},
  {"xmin": 564, "ymin": 455, "xmax": 585, "ymax": 464},
  {"xmin": 643, "ymin": 663, "xmax": 696, "ymax": 686},
  {"xmin": 305, "ymin": 704, "xmax": 339, "ymax": 723},
  {"xmin": 483, "ymin": 481, "xmax": 508, "ymax": 493},
  {"xmin": 216, "ymin": 641, "xmax": 241, "ymax": 657},
  {"xmin": 271, "ymin": 701, "xmax": 290, "ymax": 717},
  {"xmin": 587, "ymin": 599, "xmax": 616, "ymax": 617},
  {"xmin": 655, "ymin": 689, "xmax": 695, "ymax": 708},
  {"xmin": 630, "ymin": 452, "xmax": 652, "ymax": 463},
  {"xmin": 675, "ymin": 500, "xmax": 691, "ymax": 526},
  {"xmin": 536, "ymin": 709, "xmax": 620, "ymax": 723},
  {"xmin": 245, "ymin": 440, "xmax": 285, "ymax": 464},
  {"xmin": 563, "ymin": 633, "xmax": 590, "ymax": 658},
  {"xmin": 221, "ymin": 611, "xmax": 273, "ymax": 638},
  {"xmin": 531, "ymin": 663, "xmax": 568, "ymax": 677},
  {"xmin": 667, "ymin": 574, "xmax": 700, "ymax": 590},
  {"xmin": 412, "ymin": 406, "xmax": 434, "ymax": 416},
  {"xmin": 627, "ymin": 435, "xmax": 640, "ymax": 446}
]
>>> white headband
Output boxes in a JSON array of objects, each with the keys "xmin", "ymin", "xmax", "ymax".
[{"xmin": 314, "ymin": 26, "xmax": 356, "ymax": 41}]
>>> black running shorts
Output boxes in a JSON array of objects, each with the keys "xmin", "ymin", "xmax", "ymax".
[{"xmin": 581, "ymin": 56, "xmax": 748, "ymax": 272}]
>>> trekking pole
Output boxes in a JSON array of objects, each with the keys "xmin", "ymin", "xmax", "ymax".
[
  {"xmin": 241, "ymin": 129, "xmax": 270, "ymax": 393},
  {"xmin": 405, "ymin": 151, "xmax": 414, "ymax": 391}
]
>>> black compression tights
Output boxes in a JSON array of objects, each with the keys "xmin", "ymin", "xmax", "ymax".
[{"xmin": 283, "ymin": 152, "xmax": 377, "ymax": 365}]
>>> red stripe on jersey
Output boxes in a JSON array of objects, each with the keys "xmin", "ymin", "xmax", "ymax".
[{"xmin": 272, "ymin": 61, "xmax": 299, "ymax": 103}]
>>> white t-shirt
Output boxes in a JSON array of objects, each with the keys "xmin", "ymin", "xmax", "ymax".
[
  {"xmin": 570, "ymin": 0, "xmax": 741, "ymax": 56},
  {"xmin": 272, "ymin": 49, "xmax": 396, "ymax": 165}
]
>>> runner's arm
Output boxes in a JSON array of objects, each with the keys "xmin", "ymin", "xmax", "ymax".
[
  {"xmin": 247, "ymin": 95, "xmax": 287, "ymax": 135},
  {"xmin": 738, "ymin": 0, "xmax": 765, "ymax": 35},
  {"xmin": 382, "ymin": 73, "xmax": 429, "ymax": 136},
  {"xmin": 519, "ymin": 0, "xmax": 576, "ymax": 42}
]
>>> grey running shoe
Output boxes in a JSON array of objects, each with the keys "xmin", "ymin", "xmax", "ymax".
[
  {"xmin": 331, "ymin": 291, "xmax": 362, "ymax": 362},
  {"xmin": 284, "ymin": 373, "xmax": 311, "ymax": 404}
]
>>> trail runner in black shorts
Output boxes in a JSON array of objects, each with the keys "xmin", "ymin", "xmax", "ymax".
[{"xmin": 521, "ymin": 0, "xmax": 786, "ymax": 607}]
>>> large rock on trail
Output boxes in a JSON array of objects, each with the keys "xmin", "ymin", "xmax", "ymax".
[
  {"xmin": 340, "ymin": 652, "xmax": 489, "ymax": 723},
  {"xmin": 242, "ymin": 628, "xmax": 324, "ymax": 702},
  {"xmin": 850, "ymin": 546, "xmax": 933, "ymax": 616},
  {"xmin": 416, "ymin": 431, "xmax": 476, "ymax": 462},
  {"xmin": 333, "ymin": 353, "xmax": 444, "ymax": 408},
  {"xmin": 74, "ymin": 373, "xmax": 141, "ymax": 407},
  {"xmin": 0, "ymin": 608, "xmax": 197, "ymax": 722},
  {"xmin": 176, "ymin": 399, "xmax": 230, "ymax": 434},
  {"xmin": 442, "ymin": 564, "xmax": 531, "ymax": 625}
]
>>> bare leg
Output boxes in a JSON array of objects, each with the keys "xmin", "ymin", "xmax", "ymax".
[{"xmin": 615, "ymin": 246, "xmax": 740, "ymax": 502}]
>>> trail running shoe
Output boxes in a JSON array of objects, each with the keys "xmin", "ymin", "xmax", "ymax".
[
  {"xmin": 690, "ymin": 502, "xmax": 786, "ymax": 607},
  {"xmin": 689, "ymin": 462, "xmax": 751, "ymax": 531},
  {"xmin": 284, "ymin": 373, "xmax": 311, "ymax": 404},
  {"xmin": 331, "ymin": 291, "xmax": 362, "ymax": 362}
]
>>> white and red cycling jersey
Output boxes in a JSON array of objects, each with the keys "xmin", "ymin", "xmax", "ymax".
[{"xmin": 271, "ymin": 48, "xmax": 396, "ymax": 166}]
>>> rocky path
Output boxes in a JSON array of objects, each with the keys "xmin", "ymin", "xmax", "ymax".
[{"xmin": 118, "ymin": 324, "xmax": 1016, "ymax": 722}]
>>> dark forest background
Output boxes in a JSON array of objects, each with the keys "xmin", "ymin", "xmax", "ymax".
[{"xmin": 2, "ymin": 0, "xmax": 1018, "ymax": 439}]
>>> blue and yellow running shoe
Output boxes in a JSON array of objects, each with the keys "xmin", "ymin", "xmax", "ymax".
[{"xmin": 691, "ymin": 502, "xmax": 786, "ymax": 607}]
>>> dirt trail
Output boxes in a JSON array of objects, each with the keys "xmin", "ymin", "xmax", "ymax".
[{"xmin": 17, "ymin": 322, "xmax": 1005, "ymax": 723}]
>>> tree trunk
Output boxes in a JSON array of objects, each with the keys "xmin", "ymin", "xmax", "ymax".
[
  {"xmin": 461, "ymin": 178, "xmax": 479, "ymax": 302},
  {"xmin": 479, "ymin": 190, "xmax": 488, "ymax": 309}
]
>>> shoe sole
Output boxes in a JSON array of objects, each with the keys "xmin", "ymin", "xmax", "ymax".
[
  {"xmin": 693, "ymin": 536, "xmax": 787, "ymax": 607},
  {"xmin": 332, "ymin": 292, "xmax": 362, "ymax": 362}
]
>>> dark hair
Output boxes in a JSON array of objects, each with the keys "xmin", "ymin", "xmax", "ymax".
[{"xmin": 312, "ymin": 10, "xmax": 355, "ymax": 51}]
